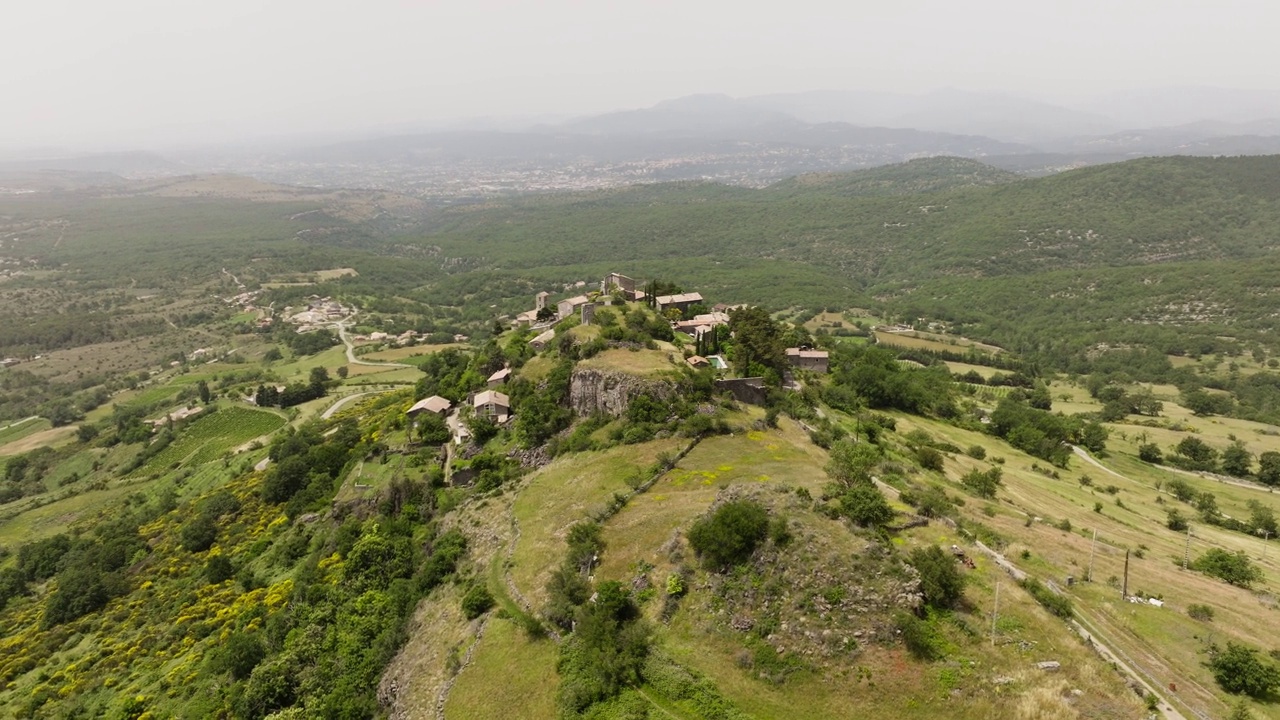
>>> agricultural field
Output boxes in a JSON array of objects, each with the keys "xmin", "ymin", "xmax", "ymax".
[
  {"xmin": 874, "ymin": 329, "xmax": 1003, "ymax": 355},
  {"xmin": 128, "ymin": 405, "xmax": 287, "ymax": 477}
]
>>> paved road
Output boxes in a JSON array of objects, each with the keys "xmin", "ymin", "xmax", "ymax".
[
  {"xmin": 332, "ymin": 319, "xmax": 413, "ymax": 368},
  {"xmin": 321, "ymin": 390, "xmax": 398, "ymax": 419}
]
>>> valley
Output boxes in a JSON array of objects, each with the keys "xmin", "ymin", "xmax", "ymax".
[{"xmin": 3, "ymin": 156, "xmax": 1280, "ymax": 719}]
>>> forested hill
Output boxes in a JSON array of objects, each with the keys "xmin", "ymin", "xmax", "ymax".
[
  {"xmin": 423, "ymin": 155, "xmax": 1280, "ymax": 284},
  {"xmin": 762, "ymin": 156, "xmax": 1021, "ymax": 198}
]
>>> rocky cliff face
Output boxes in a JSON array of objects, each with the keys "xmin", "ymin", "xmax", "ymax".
[{"xmin": 569, "ymin": 368, "xmax": 676, "ymax": 417}]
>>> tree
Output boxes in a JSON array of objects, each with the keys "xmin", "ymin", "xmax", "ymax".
[
  {"xmin": 1208, "ymin": 642, "xmax": 1280, "ymax": 698},
  {"xmin": 1174, "ymin": 436, "xmax": 1217, "ymax": 471},
  {"xmin": 1078, "ymin": 421, "xmax": 1109, "ymax": 453},
  {"xmin": 1223, "ymin": 442, "xmax": 1253, "ymax": 478},
  {"xmin": 961, "ymin": 467, "xmax": 1003, "ymax": 499},
  {"xmin": 1258, "ymin": 451, "xmax": 1280, "ymax": 487},
  {"xmin": 1166, "ymin": 509, "xmax": 1188, "ymax": 532},
  {"xmin": 727, "ymin": 306, "xmax": 786, "ymax": 379},
  {"xmin": 417, "ymin": 412, "xmax": 451, "ymax": 445},
  {"xmin": 1138, "ymin": 443, "xmax": 1164, "ymax": 464},
  {"xmin": 825, "ymin": 440, "xmax": 880, "ymax": 486},
  {"xmin": 181, "ymin": 514, "xmax": 218, "ymax": 553},
  {"xmin": 1191, "ymin": 549, "xmax": 1262, "ymax": 588},
  {"xmin": 336, "ymin": 365, "xmax": 349, "ymax": 379},
  {"xmin": 687, "ymin": 500, "xmax": 770, "ymax": 569},
  {"xmin": 908, "ymin": 545, "xmax": 966, "ymax": 609},
  {"xmin": 214, "ymin": 632, "xmax": 266, "ymax": 681},
  {"xmin": 197, "ymin": 379, "xmax": 211, "ymax": 404},
  {"xmin": 1248, "ymin": 500, "xmax": 1278, "ymax": 537}
]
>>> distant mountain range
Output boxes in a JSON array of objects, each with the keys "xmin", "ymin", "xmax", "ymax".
[{"xmin": 7, "ymin": 88, "xmax": 1280, "ymax": 196}]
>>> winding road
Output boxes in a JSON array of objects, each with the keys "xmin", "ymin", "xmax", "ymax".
[{"xmin": 332, "ymin": 319, "xmax": 412, "ymax": 368}]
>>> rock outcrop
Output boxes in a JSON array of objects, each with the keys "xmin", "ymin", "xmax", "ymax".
[{"xmin": 568, "ymin": 368, "xmax": 676, "ymax": 417}]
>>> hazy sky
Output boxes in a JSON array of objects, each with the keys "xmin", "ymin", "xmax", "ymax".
[{"xmin": 5, "ymin": 0, "xmax": 1280, "ymax": 150}]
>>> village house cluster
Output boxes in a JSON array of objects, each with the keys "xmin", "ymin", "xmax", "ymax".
[{"xmin": 287, "ymin": 295, "xmax": 353, "ymax": 332}]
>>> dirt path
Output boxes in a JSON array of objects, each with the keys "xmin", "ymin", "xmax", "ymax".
[
  {"xmin": 968, "ymin": 539, "xmax": 1189, "ymax": 720},
  {"xmin": 0, "ymin": 416, "xmax": 39, "ymax": 434},
  {"xmin": 1073, "ymin": 444, "xmax": 1274, "ymax": 496}
]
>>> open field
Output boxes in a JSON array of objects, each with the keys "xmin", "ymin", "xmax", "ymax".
[
  {"xmin": 0, "ymin": 425, "xmax": 78, "ymax": 456},
  {"xmin": 0, "ymin": 417, "xmax": 50, "ymax": 448},
  {"xmin": 361, "ymin": 343, "xmax": 461, "ymax": 362},
  {"xmin": 943, "ymin": 360, "xmax": 1004, "ymax": 379},
  {"xmin": 896, "ymin": 407, "xmax": 1280, "ymax": 719},
  {"xmin": 874, "ymin": 329, "xmax": 1002, "ymax": 355}
]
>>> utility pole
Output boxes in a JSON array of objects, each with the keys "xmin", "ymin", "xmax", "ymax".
[
  {"xmin": 991, "ymin": 581, "xmax": 1000, "ymax": 647},
  {"xmin": 1086, "ymin": 528, "xmax": 1098, "ymax": 582},
  {"xmin": 1184, "ymin": 526, "xmax": 1192, "ymax": 570},
  {"xmin": 1122, "ymin": 550, "xmax": 1130, "ymax": 599},
  {"xmin": 1262, "ymin": 529, "xmax": 1272, "ymax": 562}
]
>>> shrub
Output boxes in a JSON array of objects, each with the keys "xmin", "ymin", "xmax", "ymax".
[
  {"xmin": 1187, "ymin": 603, "xmax": 1215, "ymax": 621},
  {"xmin": 1021, "ymin": 578, "xmax": 1072, "ymax": 618},
  {"xmin": 1166, "ymin": 509, "xmax": 1188, "ymax": 532},
  {"xmin": 915, "ymin": 446, "xmax": 944, "ymax": 472},
  {"xmin": 205, "ymin": 554, "xmax": 234, "ymax": 584},
  {"xmin": 212, "ymin": 632, "xmax": 266, "ymax": 681},
  {"xmin": 908, "ymin": 545, "xmax": 966, "ymax": 609},
  {"xmin": 965, "ymin": 445, "xmax": 986, "ymax": 460},
  {"xmin": 960, "ymin": 467, "xmax": 1002, "ymax": 499},
  {"xmin": 687, "ymin": 500, "xmax": 770, "ymax": 570},
  {"xmin": 461, "ymin": 584, "xmax": 495, "ymax": 619},
  {"xmin": 1209, "ymin": 642, "xmax": 1280, "ymax": 698},
  {"xmin": 839, "ymin": 484, "xmax": 895, "ymax": 528},
  {"xmin": 1138, "ymin": 443, "xmax": 1163, "ymax": 464},
  {"xmin": 895, "ymin": 611, "xmax": 944, "ymax": 661},
  {"xmin": 180, "ymin": 515, "xmax": 218, "ymax": 553}
]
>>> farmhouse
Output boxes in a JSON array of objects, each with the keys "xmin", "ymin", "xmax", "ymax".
[
  {"xmin": 473, "ymin": 390, "xmax": 510, "ymax": 424},
  {"xmin": 686, "ymin": 355, "xmax": 710, "ymax": 369},
  {"xmin": 487, "ymin": 367, "xmax": 511, "ymax": 387},
  {"xmin": 556, "ymin": 295, "xmax": 591, "ymax": 319},
  {"xmin": 786, "ymin": 347, "xmax": 830, "ymax": 373},
  {"xmin": 602, "ymin": 272, "xmax": 645, "ymax": 301},
  {"xmin": 655, "ymin": 292, "xmax": 703, "ymax": 315},
  {"xmin": 530, "ymin": 328, "xmax": 556, "ymax": 351},
  {"xmin": 674, "ymin": 311, "xmax": 730, "ymax": 336},
  {"xmin": 406, "ymin": 395, "xmax": 452, "ymax": 417}
]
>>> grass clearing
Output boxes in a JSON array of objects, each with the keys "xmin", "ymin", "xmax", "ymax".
[
  {"xmin": 596, "ymin": 419, "xmax": 828, "ymax": 583},
  {"xmin": 0, "ymin": 425, "xmax": 78, "ymax": 456},
  {"xmin": 0, "ymin": 417, "xmax": 50, "ymax": 448},
  {"xmin": 444, "ymin": 617, "xmax": 558, "ymax": 720},
  {"xmin": 509, "ymin": 438, "xmax": 685, "ymax": 607},
  {"xmin": 577, "ymin": 348, "xmax": 682, "ymax": 377}
]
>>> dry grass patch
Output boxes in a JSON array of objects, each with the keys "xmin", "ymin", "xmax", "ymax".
[{"xmin": 577, "ymin": 348, "xmax": 681, "ymax": 377}]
